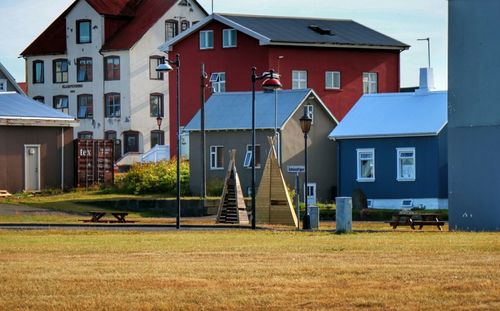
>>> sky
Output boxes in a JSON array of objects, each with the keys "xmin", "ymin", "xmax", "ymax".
[{"xmin": 0, "ymin": 0, "xmax": 448, "ymax": 89}]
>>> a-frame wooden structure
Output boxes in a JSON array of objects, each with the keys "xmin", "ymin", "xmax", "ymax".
[
  {"xmin": 216, "ymin": 150, "xmax": 249, "ymax": 224},
  {"xmin": 255, "ymin": 137, "xmax": 298, "ymax": 226}
]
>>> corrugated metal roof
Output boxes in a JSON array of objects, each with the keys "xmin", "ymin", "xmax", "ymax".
[
  {"xmin": 328, "ymin": 91, "xmax": 447, "ymax": 139},
  {"xmin": 0, "ymin": 92, "xmax": 75, "ymax": 120},
  {"xmin": 220, "ymin": 14, "xmax": 409, "ymax": 49},
  {"xmin": 185, "ymin": 89, "xmax": 320, "ymax": 131},
  {"xmin": 162, "ymin": 13, "xmax": 408, "ymax": 51}
]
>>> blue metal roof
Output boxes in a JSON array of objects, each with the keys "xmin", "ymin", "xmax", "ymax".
[
  {"xmin": 0, "ymin": 92, "xmax": 74, "ymax": 120},
  {"xmin": 185, "ymin": 89, "xmax": 316, "ymax": 131},
  {"xmin": 329, "ymin": 91, "xmax": 448, "ymax": 139}
]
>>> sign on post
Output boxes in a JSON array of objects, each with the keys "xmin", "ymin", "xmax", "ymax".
[{"xmin": 287, "ymin": 165, "xmax": 305, "ymax": 174}]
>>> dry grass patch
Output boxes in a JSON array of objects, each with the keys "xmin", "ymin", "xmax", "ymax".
[{"xmin": 0, "ymin": 230, "xmax": 498, "ymax": 310}]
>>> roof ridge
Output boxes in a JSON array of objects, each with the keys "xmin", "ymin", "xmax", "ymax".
[{"xmin": 218, "ymin": 13, "xmax": 353, "ymax": 22}]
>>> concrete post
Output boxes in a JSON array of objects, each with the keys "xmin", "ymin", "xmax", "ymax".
[{"xmin": 336, "ymin": 197, "xmax": 352, "ymax": 233}]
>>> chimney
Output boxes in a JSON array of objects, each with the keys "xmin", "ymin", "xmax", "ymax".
[{"xmin": 415, "ymin": 67, "xmax": 435, "ymax": 94}]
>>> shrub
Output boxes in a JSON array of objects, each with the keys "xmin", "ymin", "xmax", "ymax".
[
  {"xmin": 206, "ymin": 178, "xmax": 224, "ymax": 197},
  {"xmin": 116, "ymin": 159, "xmax": 190, "ymax": 195}
]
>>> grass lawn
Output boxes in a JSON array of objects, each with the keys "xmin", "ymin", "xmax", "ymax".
[{"xmin": 0, "ymin": 229, "xmax": 498, "ymax": 310}]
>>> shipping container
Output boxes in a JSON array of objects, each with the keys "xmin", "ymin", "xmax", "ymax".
[{"xmin": 75, "ymin": 139, "xmax": 114, "ymax": 188}]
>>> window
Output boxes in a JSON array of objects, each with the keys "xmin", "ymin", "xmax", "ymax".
[
  {"xmin": 53, "ymin": 95, "xmax": 69, "ymax": 114},
  {"xmin": 151, "ymin": 130, "xmax": 165, "ymax": 147},
  {"xmin": 76, "ymin": 20, "xmax": 91, "ymax": 44},
  {"xmin": 209, "ymin": 72, "xmax": 225, "ymax": 93},
  {"xmin": 104, "ymin": 56, "xmax": 120, "ymax": 80},
  {"xmin": 165, "ymin": 20, "xmax": 178, "ymax": 41},
  {"xmin": 180, "ymin": 20, "xmax": 190, "ymax": 32},
  {"xmin": 33, "ymin": 96, "xmax": 44, "ymax": 103},
  {"xmin": 243, "ymin": 145, "xmax": 261, "ymax": 168},
  {"xmin": 33, "ymin": 60, "xmax": 44, "ymax": 84},
  {"xmin": 325, "ymin": 71, "xmax": 341, "ymax": 89},
  {"xmin": 105, "ymin": 130, "xmax": 121, "ymax": 161},
  {"xmin": 222, "ymin": 29, "xmax": 237, "ymax": 48},
  {"xmin": 77, "ymin": 58, "xmax": 93, "ymax": 82},
  {"xmin": 123, "ymin": 131, "xmax": 139, "ymax": 153},
  {"xmin": 363, "ymin": 72, "xmax": 378, "ymax": 94},
  {"xmin": 105, "ymin": 93, "xmax": 121, "ymax": 118},
  {"xmin": 210, "ymin": 145, "xmax": 224, "ymax": 169},
  {"xmin": 292, "ymin": 70, "xmax": 307, "ymax": 89},
  {"xmin": 305, "ymin": 105, "xmax": 314, "ymax": 124},
  {"xmin": 78, "ymin": 131, "xmax": 93, "ymax": 139},
  {"xmin": 53, "ymin": 59, "xmax": 68, "ymax": 83},
  {"xmin": 357, "ymin": 148, "xmax": 375, "ymax": 182},
  {"xmin": 150, "ymin": 93, "xmax": 164, "ymax": 117},
  {"xmin": 77, "ymin": 94, "xmax": 93, "ymax": 119},
  {"xmin": 0, "ymin": 79, "xmax": 6, "ymax": 92},
  {"xmin": 200, "ymin": 30, "xmax": 214, "ymax": 49},
  {"xmin": 397, "ymin": 148, "xmax": 416, "ymax": 181},
  {"xmin": 149, "ymin": 56, "xmax": 164, "ymax": 80}
]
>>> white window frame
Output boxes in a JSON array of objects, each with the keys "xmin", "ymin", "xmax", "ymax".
[
  {"xmin": 243, "ymin": 144, "xmax": 261, "ymax": 169},
  {"xmin": 396, "ymin": 147, "xmax": 416, "ymax": 181},
  {"xmin": 200, "ymin": 30, "xmax": 214, "ymax": 49},
  {"xmin": 209, "ymin": 72, "xmax": 225, "ymax": 93},
  {"xmin": 357, "ymin": 148, "xmax": 375, "ymax": 182},
  {"xmin": 305, "ymin": 182, "xmax": 317, "ymax": 205},
  {"xmin": 210, "ymin": 145, "xmax": 224, "ymax": 170},
  {"xmin": 222, "ymin": 29, "xmax": 237, "ymax": 48},
  {"xmin": 292, "ymin": 70, "xmax": 307, "ymax": 89},
  {"xmin": 325, "ymin": 71, "xmax": 341, "ymax": 89},
  {"xmin": 363, "ymin": 72, "xmax": 378, "ymax": 94},
  {"xmin": 0, "ymin": 79, "xmax": 7, "ymax": 92},
  {"xmin": 305, "ymin": 105, "xmax": 314, "ymax": 124}
]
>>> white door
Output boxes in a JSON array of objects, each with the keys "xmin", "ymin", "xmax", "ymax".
[
  {"xmin": 25, "ymin": 145, "xmax": 40, "ymax": 191},
  {"xmin": 305, "ymin": 182, "xmax": 317, "ymax": 205}
]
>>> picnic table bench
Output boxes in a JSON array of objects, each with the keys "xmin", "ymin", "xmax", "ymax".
[
  {"xmin": 80, "ymin": 211, "xmax": 135, "ymax": 223},
  {"xmin": 386, "ymin": 212, "xmax": 445, "ymax": 231}
]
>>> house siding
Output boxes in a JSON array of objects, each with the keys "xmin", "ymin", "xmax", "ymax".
[{"xmin": 338, "ymin": 134, "xmax": 447, "ymax": 201}]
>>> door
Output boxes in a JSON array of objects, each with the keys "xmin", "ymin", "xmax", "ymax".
[
  {"xmin": 305, "ymin": 182, "xmax": 317, "ymax": 205},
  {"xmin": 25, "ymin": 145, "xmax": 40, "ymax": 191}
]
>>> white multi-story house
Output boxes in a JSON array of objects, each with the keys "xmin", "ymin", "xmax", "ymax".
[{"xmin": 21, "ymin": 0, "xmax": 207, "ymax": 161}]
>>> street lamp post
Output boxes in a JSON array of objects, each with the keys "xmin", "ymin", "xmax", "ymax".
[
  {"xmin": 156, "ymin": 54, "xmax": 181, "ymax": 229},
  {"xmin": 250, "ymin": 67, "xmax": 282, "ymax": 229},
  {"xmin": 156, "ymin": 116, "xmax": 162, "ymax": 131},
  {"xmin": 300, "ymin": 107, "xmax": 312, "ymax": 230}
]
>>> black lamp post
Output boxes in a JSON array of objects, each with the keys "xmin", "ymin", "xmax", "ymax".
[
  {"xmin": 250, "ymin": 67, "xmax": 282, "ymax": 229},
  {"xmin": 156, "ymin": 54, "xmax": 181, "ymax": 229},
  {"xmin": 300, "ymin": 107, "xmax": 312, "ymax": 230}
]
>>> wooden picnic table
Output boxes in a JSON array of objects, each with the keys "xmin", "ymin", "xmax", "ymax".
[
  {"xmin": 387, "ymin": 212, "xmax": 445, "ymax": 231},
  {"xmin": 80, "ymin": 211, "xmax": 135, "ymax": 223}
]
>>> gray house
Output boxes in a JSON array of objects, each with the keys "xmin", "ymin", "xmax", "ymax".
[
  {"xmin": 184, "ymin": 89, "xmax": 338, "ymax": 203},
  {"xmin": 0, "ymin": 62, "xmax": 24, "ymax": 94},
  {"xmin": 0, "ymin": 92, "xmax": 78, "ymax": 193},
  {"xmin": 448, "ymin": 1, "xmax": 500, "ymax": 231},
  {"xmin": 329, "ymin": 69, "xmax": 448, "ymax": 210}
]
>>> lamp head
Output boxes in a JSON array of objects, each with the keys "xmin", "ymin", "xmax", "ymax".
[
  {"xmin": 156, "ymin": 116, "xmax": 163, "ymax": 128},
  {"xmin": 156, "ymin": 57, "xmax": 173, "ymax": 72},
  {"xmin": 300, "ymin": 108, "xmax": 312, "ymax": 134}
]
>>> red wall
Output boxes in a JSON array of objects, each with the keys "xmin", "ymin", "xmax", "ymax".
[{"xmin": 169, "ymin": 20, "xmax": 401, "ymax": 156}]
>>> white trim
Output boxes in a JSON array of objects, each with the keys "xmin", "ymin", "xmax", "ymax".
[
  {"xmin": 209, "ymin": 145, "xmax": 224, "ymax": 170},
  {"xmin": 292, "ymin": 70, "xmax": 307, "ymax": 89},
  {"xmin": 329, "ymin": 132, "xmax": 441, "ymax": 141},
  {"xmin": 396, "ymin": 147, "xmax": 416, "ymax": 181},
  {"xmin": 325, "ymin": 71, "xmax": 341, "ymax": 90},
  {"xmin": 24, "ymin": 144, "xmax": 41, "ymax": 192},
  {"xmin": 356, "ymin": 148, "xmax": 375, "ymax": 182},
  {"xmin": 267, "ymin": 41, "xmax": 407, "ymax": 50},
  {"xmin": 222, "ymin": 29, "xmax": 237, "ymax": 48},
  {"xmin": 368, "ymin": 198, "xmax": 448, "ymax": 210},
  {"xmin": 199, "ymin": 30, "xmax": 214, "ymax": 49}
]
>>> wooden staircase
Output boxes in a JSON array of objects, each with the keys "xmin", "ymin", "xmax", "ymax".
[{"xmin": 216, "ymin": 150, "xmax": 249, "ymax": 224}]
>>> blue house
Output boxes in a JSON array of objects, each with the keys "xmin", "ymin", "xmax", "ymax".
[{"xmin": 329, "ymin": 69, "xmax": 448, "ymax": 210}]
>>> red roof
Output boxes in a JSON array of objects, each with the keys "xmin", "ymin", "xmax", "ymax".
[
  {"xmin": 21, "ymin": 0, "xmax": 207, "ymax": 56},
  {"xmin": 17, "ymin": 82, "xmax": 28, "ymax": 94}
]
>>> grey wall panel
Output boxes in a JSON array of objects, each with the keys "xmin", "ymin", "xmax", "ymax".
[{"xmin": 448, "ymin": 126, "xmax": 500, "ymax": 231}]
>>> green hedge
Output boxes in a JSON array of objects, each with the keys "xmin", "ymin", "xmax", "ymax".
[{"xmin": 115, "ymin": 159, "xmax": 190, "ymax": 195}]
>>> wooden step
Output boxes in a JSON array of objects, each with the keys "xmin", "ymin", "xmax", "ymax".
[{"xmin": 0, "ymin": 190, "xmax": 11, "ymax": 197}]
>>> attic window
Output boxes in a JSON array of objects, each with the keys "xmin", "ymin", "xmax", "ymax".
[
  {"xmin": 308, "ymin": 25, "xmax": 335, "ymax": 36},
  {"xmin": 179, "ymin": 0, "xmax": 189, "ymax": 6}
]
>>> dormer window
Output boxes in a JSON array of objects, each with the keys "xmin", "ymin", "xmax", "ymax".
[{"xmin": 76, "ymin": 20, "xmax": 91, "ymax": 44}]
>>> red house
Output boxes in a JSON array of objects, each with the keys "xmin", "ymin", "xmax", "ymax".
[{"xmin": 161, "ymin": 13, "xmax": 409, "ymax": 156}]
